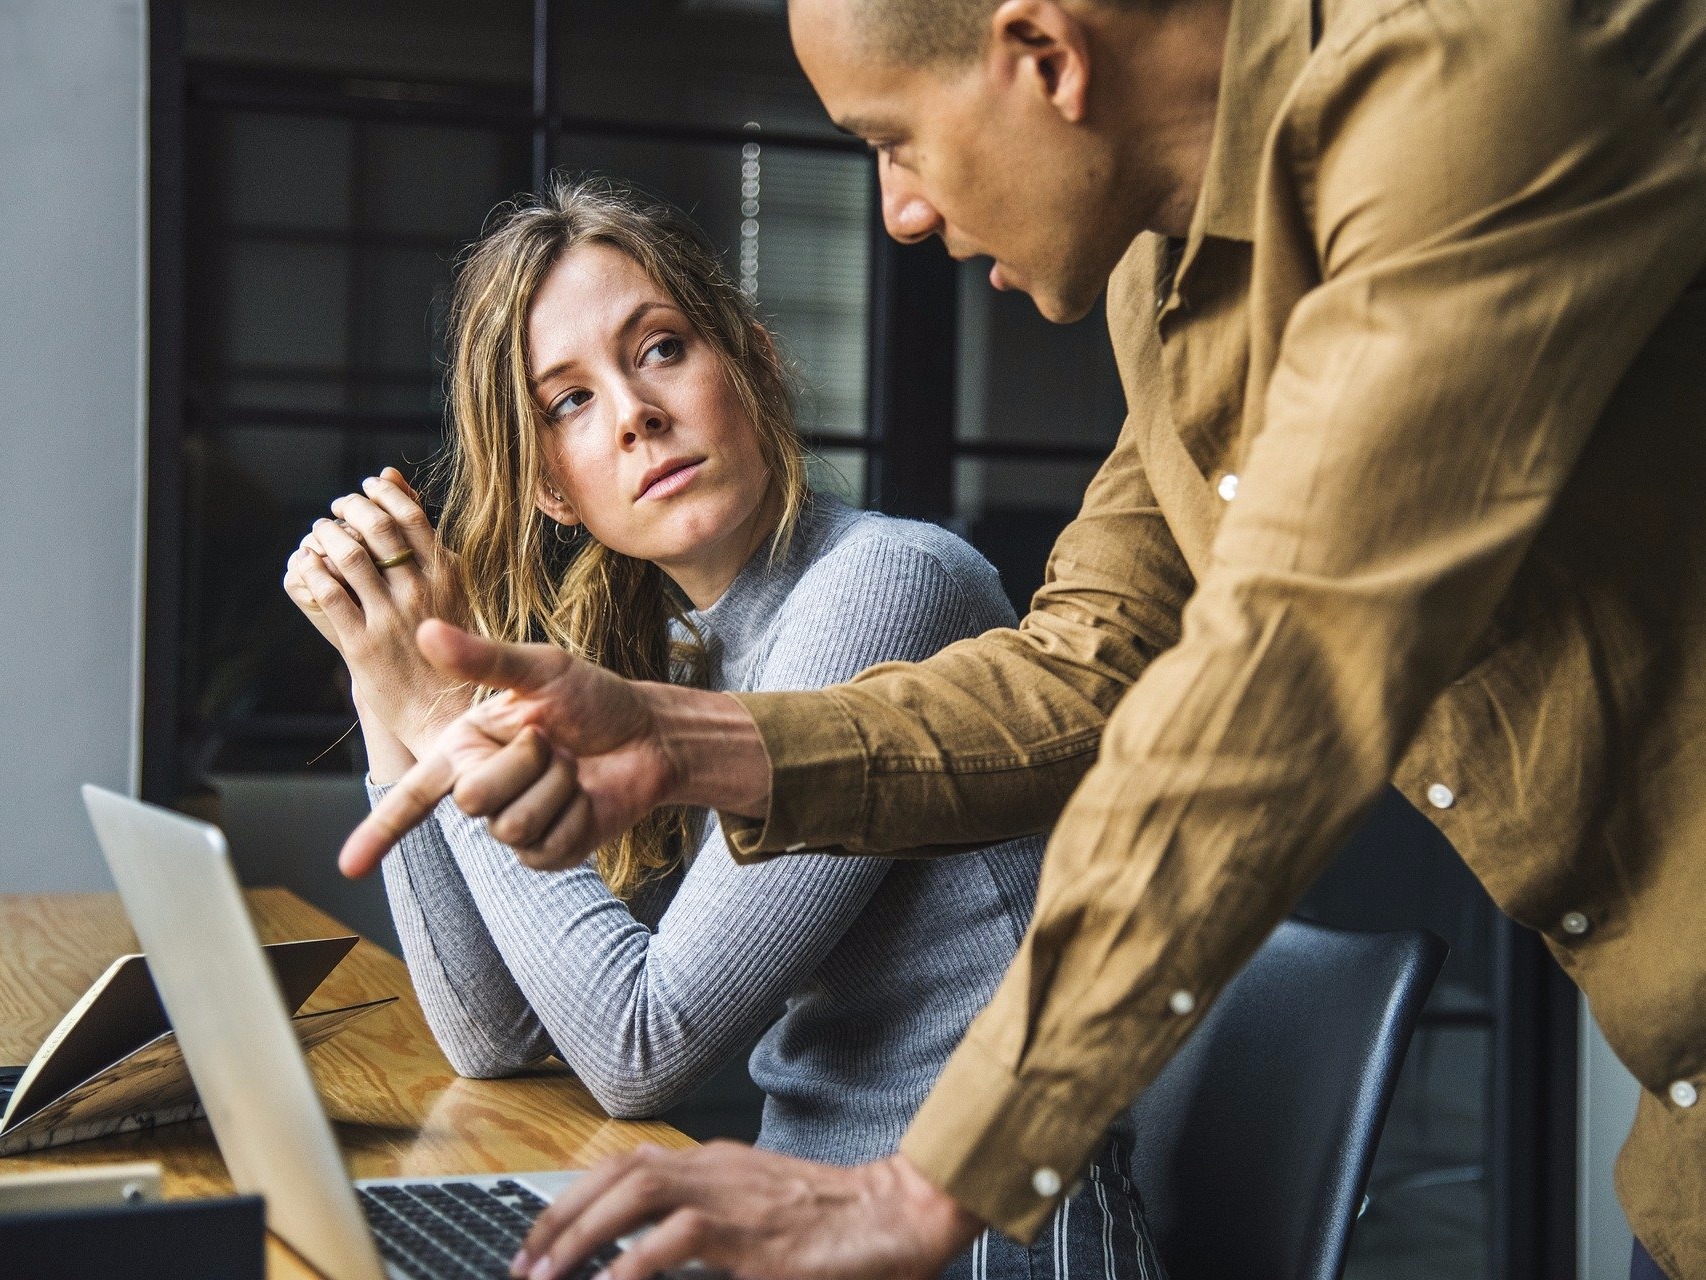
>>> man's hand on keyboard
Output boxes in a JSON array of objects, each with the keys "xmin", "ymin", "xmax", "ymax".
[{"xmin": 510, "ymin": 1142, "xmax": 981, "ymax": 1280}]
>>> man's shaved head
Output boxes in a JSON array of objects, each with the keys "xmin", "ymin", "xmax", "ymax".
[
  {"xmin": 852, "ymin": 0, "xmax": 1000, "ymax": 65},
  {"xmin": 847, "ymin": 0, "xmax": 1154, "ymax": 66},
  {"xmin": 790, "ymin": 0, "xmax": 1228, "ymax": 317}
]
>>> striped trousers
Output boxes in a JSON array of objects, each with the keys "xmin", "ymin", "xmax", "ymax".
[{"xmin": 938, "ymin": 1140, "xmax": 1166, "ymax": 1280}]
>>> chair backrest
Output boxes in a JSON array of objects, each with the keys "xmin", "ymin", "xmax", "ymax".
[{"xmin": 1127, "ymin": 918, "xmax": 1446, "ymax": 1280}]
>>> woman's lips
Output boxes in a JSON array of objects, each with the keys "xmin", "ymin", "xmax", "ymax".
[{"xmin": 639, "ymin": 459, "xmax": 704, "ymax": 501}]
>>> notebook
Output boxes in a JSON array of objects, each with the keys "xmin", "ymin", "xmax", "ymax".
[{"xmin": 0, "ymin": 935, "xmax": 391, "ymax": 1155}]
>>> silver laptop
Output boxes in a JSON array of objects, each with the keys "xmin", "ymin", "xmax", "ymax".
[{"xmin": 81, "ymin": 785, "xmax": 621, "ymax": 1280}]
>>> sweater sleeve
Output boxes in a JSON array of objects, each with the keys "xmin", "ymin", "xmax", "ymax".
[
  {"xmin": 387, "ymin": 529, "xmax": 1014, "ymax": 1116},
  {"xmin": 373, "ymin": 796, "xmax": 556, "ymax": 1076}
]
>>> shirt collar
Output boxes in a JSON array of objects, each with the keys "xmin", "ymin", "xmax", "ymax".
[{"xmin": 1189, "ymin": 0, "xmax": 1314, "ymax": 246}]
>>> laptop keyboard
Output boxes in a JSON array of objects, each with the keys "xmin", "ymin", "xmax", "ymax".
[{"xmin": 357, "ymin": 1180, "xmax": 621, "ymax": 1280}]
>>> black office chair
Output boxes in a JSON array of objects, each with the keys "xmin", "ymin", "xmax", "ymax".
[{"xmin": 1126, "ymin": 918, "xmax": 1446, "ymax": 1280}]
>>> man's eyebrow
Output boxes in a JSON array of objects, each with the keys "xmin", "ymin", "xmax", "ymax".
[
  {"xmin": 530, "ymin": 299, "xmax": 676, "ymax": 388},
  {"xmin": 833, "ymin": 116, "xmax": 891, "ymax": 141}
]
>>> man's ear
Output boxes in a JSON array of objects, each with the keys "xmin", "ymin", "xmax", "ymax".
[{"xmin": 989, "ymin": 0, "xmax": 1091, "ymax": 124}]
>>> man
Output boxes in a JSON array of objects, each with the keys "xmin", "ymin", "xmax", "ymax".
[{"xmin": 347, "ymin": 0, "xmax": 1706, "ymax": 1276}]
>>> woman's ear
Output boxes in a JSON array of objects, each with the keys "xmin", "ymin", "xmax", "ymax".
[{"xmin": 535, "ymin": 480, "xmax": 580, "ymax": 528}]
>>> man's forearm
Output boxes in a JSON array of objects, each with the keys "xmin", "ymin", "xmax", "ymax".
[
  {"xmin": 643, "ymin": 684, "xmax": 773, "ymax": 819},
  {"xmin": 719, "ymin": 416, "xmax": 1193, "ymax": 860}
]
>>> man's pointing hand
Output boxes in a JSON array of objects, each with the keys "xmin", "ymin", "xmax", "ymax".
[{"xmin": 340, "ymin": 619, "xmax": 767, "ymax": 877}]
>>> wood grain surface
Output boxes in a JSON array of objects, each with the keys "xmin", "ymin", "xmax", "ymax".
[{"xmin": 0, "ymin": 888, "xmax": 694, "ymax": 1277}]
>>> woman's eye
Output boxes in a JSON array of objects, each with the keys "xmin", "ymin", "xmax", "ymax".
[
  {"xmin": 643, "ymin": 336, "xmax": 684, "ymax": 364},
  {"xmin": 551, "ymin": 388, "xmax": 591, "ymax": 418}
]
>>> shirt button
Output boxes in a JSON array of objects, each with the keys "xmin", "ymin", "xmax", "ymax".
[
  {"xmin": 1168, "ymin": 989, "xmax": 1196, "ymax": 1015},
  {"xmin": 1216, "ymin": 473, "xmax": 1240, "ymax": 502},
  {"xmin": 1670, "ymin": 1080, "xmax": 1698, "ymax": 1108},
  {"xmin": 1425, "ymin": 783, "xmax": 1456, "ymax": 810},
  {"xmin": 1032, "ymin": 1167, "xmax": 1062, "ymax": 1197},
  {"xmin": 1560, "ymin": 911, "xmax": 1591, "ymax": 937}
]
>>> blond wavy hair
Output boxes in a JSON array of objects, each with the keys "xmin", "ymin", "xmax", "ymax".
[{"xmin": 438, "ymin": 177, "xmax": 809, "ymax": 898}]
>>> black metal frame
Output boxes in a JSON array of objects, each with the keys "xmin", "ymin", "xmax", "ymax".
[
  {"xmin": 141, "ymin": 2, "xmax": 1581, "ymax": 1272},
  {"xmin": 141, "ymin": 0, "xmax": 186, "ymax": 806},
  {"xmin": 867, "ymin": 228, "xmax": 957, "ymax": 520},
  {"xmin": 1491, "ymin": 926, "xmax": 1581, "ymax": 1279}
]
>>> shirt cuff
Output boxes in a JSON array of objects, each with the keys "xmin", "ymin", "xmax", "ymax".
[
  {"xmin": 899, "ymin": 1033, "xmax": 1123, "ymax": 1243},
  {"xmin": 719, "ymin": 689, "xmax": 869, "ymax": 862}
]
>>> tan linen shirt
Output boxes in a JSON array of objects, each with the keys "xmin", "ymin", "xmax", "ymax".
[{"xmin": 726, "ymin": 0, "xmax": 1706, "ymax": 1269}]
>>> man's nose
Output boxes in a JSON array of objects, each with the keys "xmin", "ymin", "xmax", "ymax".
[{"xmin": 879, "ymin": 157, "xmax": 942, "ymax": 245}]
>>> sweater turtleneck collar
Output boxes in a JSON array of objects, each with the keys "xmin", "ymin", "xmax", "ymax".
[{"xmin": 682, "ymin": 492, "xmax": 859, "ymax": 691}]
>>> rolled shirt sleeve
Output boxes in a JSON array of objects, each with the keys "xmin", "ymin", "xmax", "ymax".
[{"xmin": 724, "ymin": 402, "xmax": 1194, "ymax": 860}]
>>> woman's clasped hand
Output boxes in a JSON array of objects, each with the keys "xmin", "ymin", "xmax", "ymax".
[{"xmin": 282, "ymin": 465, "xmax": 474, "ymax": 780}]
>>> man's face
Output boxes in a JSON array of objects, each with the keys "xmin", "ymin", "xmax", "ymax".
[{"xmin": 790, "ymin": 0, "xmax": 1167, "ymax": 323}]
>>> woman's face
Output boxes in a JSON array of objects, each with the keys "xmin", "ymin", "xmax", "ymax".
[{"xmin": 527, "ymin": 241, "xmax": 776, "ymax": 607}]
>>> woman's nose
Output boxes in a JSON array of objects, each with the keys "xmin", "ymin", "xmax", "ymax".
[{"xmin": 617, "ymin": 394, "xmax": 668, "ymax": 446}]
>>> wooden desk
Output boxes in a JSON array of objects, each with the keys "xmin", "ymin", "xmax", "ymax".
[{"xmin": 0, "ymin": 888, "xmax": 694, "ymax": 1277}]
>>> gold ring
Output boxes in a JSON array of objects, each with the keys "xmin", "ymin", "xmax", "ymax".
[{"xmin": 375, "ymin": 549, "xmax": 416, "ymax": 570}]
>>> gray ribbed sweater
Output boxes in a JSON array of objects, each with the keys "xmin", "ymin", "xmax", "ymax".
[{"xmin": 373, "ymin": 495, "xmax": 1045, "ymax": 1165}]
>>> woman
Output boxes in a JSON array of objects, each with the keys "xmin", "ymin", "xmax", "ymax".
[{"xmin": 285, "ymin": 178, "xmax": 1162, "ymax": 1278}]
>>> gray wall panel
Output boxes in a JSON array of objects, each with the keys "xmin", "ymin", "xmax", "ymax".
[{"xmin": 0, "ymin": 0, "xmax": 147, "ymax": 891}]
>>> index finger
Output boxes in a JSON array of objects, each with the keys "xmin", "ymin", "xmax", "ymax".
[
  {"xmin": 340, "ymin": 749, "xmax": 456, "ymax": 877},
  {"xmin": 359, "ymin": 471, "xmax": 437, "ymax": 562},
  {"xmin": 517, "ymin": 1147, "xmax": 676, "ymax": 1276},
  {"xmin": 380, "ymin": 465, "xmax": 421, "ymax": 504}
]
